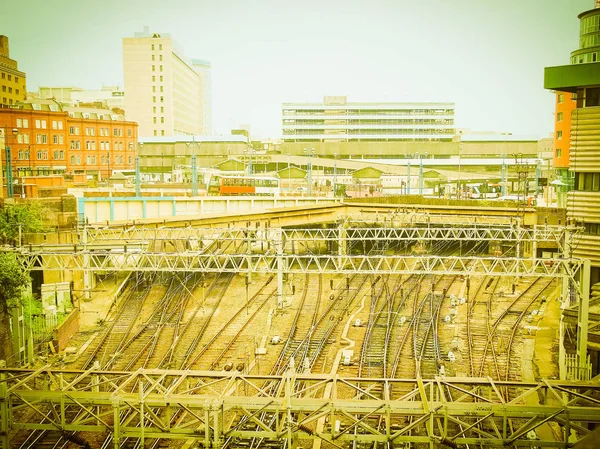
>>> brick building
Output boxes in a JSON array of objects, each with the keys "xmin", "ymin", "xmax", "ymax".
[
  {"xmin": 0, "ymin": 100, "xmax": 137, "ymax": 190},
  {"xmin": 0, "ymin": 36, "xmax": 26, "ymax": 108}
]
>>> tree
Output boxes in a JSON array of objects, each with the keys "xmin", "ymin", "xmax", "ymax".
[
  {"xmin": 0, "ymin": 252, "xmax": 29, "ymax": 362},
  {"xmin": 0, "ymin": 202, "xmax": 46, "ymax": 244}
]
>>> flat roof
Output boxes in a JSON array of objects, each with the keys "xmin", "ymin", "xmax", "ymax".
[{"xmin": 139, "ymin": 135, "xmax": 249, "ymax": 144}]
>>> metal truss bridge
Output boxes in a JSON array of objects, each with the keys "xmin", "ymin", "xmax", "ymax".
[{"xmin": 1, "ymin": 366, "xmax": 599, "ymax": 448}]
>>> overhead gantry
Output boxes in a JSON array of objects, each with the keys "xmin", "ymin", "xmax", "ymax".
[{"xmin": 6, "ymin": 215, "xmax": 591, "ymax": 377}]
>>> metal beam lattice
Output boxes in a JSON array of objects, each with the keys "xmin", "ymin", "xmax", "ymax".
[{"xmin": 1, "ymin": 368, "xmax": 599, "ymax": 447}]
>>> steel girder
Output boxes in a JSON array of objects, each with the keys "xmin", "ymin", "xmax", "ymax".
[
  {"xmin": 76, "ymin": 224, "xmax": 565, "ymax": 245},
  {"xmin": 15, "ymin": 252, "xmax": 580, "ymax": 277},
  {"xmin": 1, "ymin": 367, "xmax": 600, "ymax": 448},
  {"xmin": 340, "ymin": 212, "xmax": 522, "ymax": 226}
]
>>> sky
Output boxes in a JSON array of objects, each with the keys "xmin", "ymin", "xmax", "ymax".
[{"xmin": 0, "ymin": 0, "xmax": 593, "ymax": 139}]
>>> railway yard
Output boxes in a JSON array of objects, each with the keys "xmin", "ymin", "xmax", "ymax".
[{"xmin": 3, "ymin": 209, "xmax": 600, "ymax": 449}]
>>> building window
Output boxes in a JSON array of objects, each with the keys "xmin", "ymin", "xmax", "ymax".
[
  {"xmin": 152, "ymin": 44, "xmax": 155, "ymax": 50},
  {"xmin": 128, "ymin": 129, "xmax": 132, "ymax": 137},
  {"xmin": 558, "ymin": 94, "xmax": 564, "ymax": 104},
  {"xmin": 153, "ymin": 117, "xmax": 157, "ymax": 124},
  {"xmin": 160, "ymin": 96, "xmax": 163, "ymax": 102},
  {"xmin": 159, "ymin": 55, "xmax": 163, "ymax": 61},
  {"xmin": 160, "ymin": 86, "xmax": 163, "ymax": 92},
  {"xmin": 160, "ymin": 76, "xmax": 163, "ymax": 82},
  {"xmin": 557, "ymin": 130, "xmax": 563, "ymax": 140},
  {"xmin": 15, "ymin": 76, "xmax": 18, "ymax": 83},
  {"xmin": 153, "ymin": 96, "xmax": 156, "ymax": 103},
  {"xmin": 586, "ymin": 87, "xmax": 600, "ymax": 107},
  {"xmin": 70, "ymin": 156, "xmax": 75, "ymax": 164},
  {"xmin": 23, "ymin": 134, "xmax": 29, "ymax": 144},
  {"xmin": 152, "ymin": 55, "xmax": 155, "ymax": 61},
  {"xmin": 152, "ymin": 65, "xmax": 155, "ymax": 72},
  {"xmin": 53, "ymin": 134, "xmax": 60, "ymax": 144},
  {"xmin": 556, "ymin": 148, "xmax": 562, "ymax": 158},
  {"xmin": 161, "ymin": 130, "xmax": 165, "ymax": 136},
  {"xmin": 557, "ymin": 112, "xmax": 563, "ymax": 122},
  {"xmin": 36, "ymin": 134, "xmax": 47, "ymax": 144},
  {"xmin": 159, "ymin": 44, "xmax": 162, "ymax": 50},
  {"xmin": 161, "ymin": 107, "xmax": 164, "ymax": 113},
  {"xmin": 161, "ymin": 117, "xmax": 164, "ymax": 123},
  {"xmin": 152, "ymin": 86, "xmax": 156, "ymax": 92},
  {"xmin": 160, "ymin": 65, "xmax": 163, "ymax": 72}
]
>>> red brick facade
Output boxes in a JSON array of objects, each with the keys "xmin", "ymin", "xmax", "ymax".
[{"xmin": 0, "ymin": 108, "xmax": 137, "ymax": 180}]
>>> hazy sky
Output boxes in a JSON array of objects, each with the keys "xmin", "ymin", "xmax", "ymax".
[{"xmin": 0, "ymin": 0, "xmax": 592, "ymax": 138}]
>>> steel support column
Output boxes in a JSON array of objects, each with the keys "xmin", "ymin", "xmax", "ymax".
[
  {"xmin": 0, "ymin": 361, "xmax": 8, "ymax": 449},
  {"xmin": 135, "ymin": 155, "xmax": 141, "ymax": 197},
  {"xmin": 577, "ymin": 258, "xmax": 591, "ymax": 378},
  {"xmin": 191, "ymin": 154, "xmax": 198, "ymax": 196}
]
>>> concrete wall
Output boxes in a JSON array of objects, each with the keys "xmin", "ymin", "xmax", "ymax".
[{"xmin": 80, "ymin": 196, "xmax": 340, "ymax": 223}]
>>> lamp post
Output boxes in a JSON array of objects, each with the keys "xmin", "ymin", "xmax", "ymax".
[
  {"xmin": 4, "ymin": 127, "xmax": 18, "ymax": 198},
  {"xmin": 458, "ymin": 145, "xmax": 462, "ymax": 199},
  {"xmin": 333, "ymin": 153, "xmax": 338, "ymax": 198},
  {"xmin": 418, "ymin": 153, "xmax": 424, "ymax": 195},
  {"xmin": 245, "ymin": 147, "xmax": 253, "ymax": 176},
  {"xmin": 135, "ymin": 142, "xmax": 142, "ymax": 197},
  {"xmin": 501, "ymin": 153, "xmax": 506, "ymax": 197},
  {"xmin": 288, "ymin": 150, "xmax": 291, "ymax": 193},
  {"xmin": 406, "ymin": 158, "xmax": 411, "ymax": 195},
  {"xmin": 303, "ymin": 147, "xmax": 315, "ymax": 196}
]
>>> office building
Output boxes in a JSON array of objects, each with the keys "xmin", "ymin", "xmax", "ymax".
[
  {"xmin": 545, "ymin": 3, "xmax": 600, "ymax": 276},
  {"xmin": 0, "ymin": 36, "xmax": 26, "ymax": 107},
  {"xmin": 282, "ymin": 96, "xmax": 455, "ymax": 142},
  {"xmin": 123, "ymin": 28, "xmax": 210, "ymax": 137}
]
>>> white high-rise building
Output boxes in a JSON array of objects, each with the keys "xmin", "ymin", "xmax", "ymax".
[
  {"xmin": 192, "ymin": 59, "xmax": 213, "ymax": 135},
  {"xmin": 123, "ymin": 28, "xmax": 211, "ymax": 137},
  {"xmin": 282, "ymin": 96, "xmax": 455, "ymax": 142}
]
